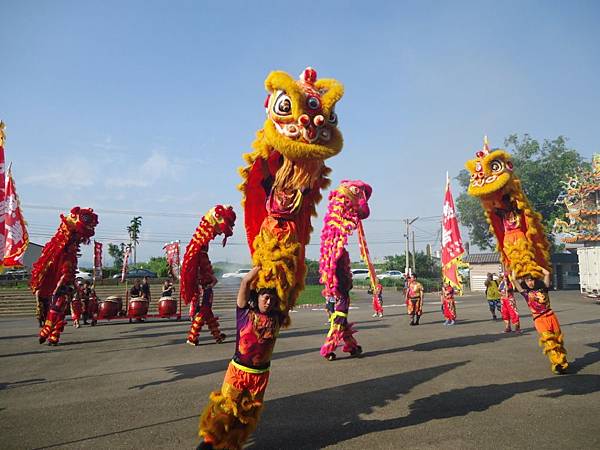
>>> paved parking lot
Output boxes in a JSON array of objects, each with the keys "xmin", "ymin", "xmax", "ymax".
[{"xmin": 1, "ymin": 290, "xmax": 599, "ymax": 449}]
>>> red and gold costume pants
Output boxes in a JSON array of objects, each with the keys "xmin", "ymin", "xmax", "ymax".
[
  {"xmin": 187, "ymin": 306, "xmax": 225, "ymax": 345},
  {"xmin": 39, "ymin": 296, "xmax": 69, "ymax": 345},
  {"xmin": 199, "ymin": 360, "xmax": 269, "ymax": 450},
  {"xmin": 407, "ymin": 297, "xmax": 423, "ymax": 317},
  {"xmin": 501, "ymin": 297, "xmax": 519, "ymax": 325},
  {"xmin": 71, "ymin": 299, "xmax": 82, "ymax": 322},
  {"xmin": 442, "ymin": 298, "xmax": 456, "ymax": 321},
  {"xmin": 532, "ymin": 310, "xmax": 568, "ymax": 374},
  {"xmin": 372, "ymin": 295, "xmax": 383, "ymax": 315},
  {"xmin": 320, "ymin": 311, "xmax": 360, "ymax": 358}
]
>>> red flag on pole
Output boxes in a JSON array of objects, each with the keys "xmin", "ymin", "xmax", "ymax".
[
  {"xmin": 121, "ymin": 245, "xmax": 131, "ymax": 282},
  {"xmin": 442, "ymin": 174, "xmax": 464, "ymax": 291},
  {"xmin": 3, "ymin": 167, "xmax": 29, "ymax": 267},
  {"xmin": 94, "ymin": 241, "xmax": 103, "ymax": 278},
  {"xmin": 0, "ymin": 122, "xmax": 7, "ymax": 269},
  {"xmin": 163, "ymin": 241, "xmax": 180, "ymax": 279}
]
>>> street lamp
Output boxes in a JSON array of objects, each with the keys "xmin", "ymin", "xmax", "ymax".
[{"xmin": 404, "ymin": 216, "xmax": 419, "ymax": 276}]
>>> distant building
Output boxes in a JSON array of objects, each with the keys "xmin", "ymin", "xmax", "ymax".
[
  {"xmin": 462, "ymin": 253, "xmax": 502, "ymax": 292},
  {"xmin": 463, "ymin": 252, "xmax": 580, "ymax": 291},
  {"xmin": 22, "ymin": 242, "xmax": 43, "ymax": 271}
]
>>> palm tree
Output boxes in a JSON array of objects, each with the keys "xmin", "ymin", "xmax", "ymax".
[{"xmin": 127, "ymin": 216, "xmax": 143, "ymax": 265}]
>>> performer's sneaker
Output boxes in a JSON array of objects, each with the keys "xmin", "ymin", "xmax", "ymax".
[
  {"xmin": 513, "ymin": 328, "xmax": 522, "ymax": 334},
  {"xmin": 503, "ymin": 328, "xmax": 511, "ymax": 333},
  {"xmin": 326, "ymin": 353, "xmax": 336, "ymax": 361},
  {"xmin": 350, "ymin": 346, "xmax": 363, "ymax": 357},
  {"xmin": 39, "ymin": 337, "xmax": 46, "ymax": 344},
  {"xmin": 372, "ymin": 313, "xmax": 378, "ymax": 317},
  {"xmin": 196, "ymin": 440, "xmax": 214, "ymax": 450},
  {"xmin": 552, "ymin": 364, "xmax": 568, "ymax": 375},
  {"xmin": 186, "ymin": 339, "xmax": 198, "ymax": 347},
  {"xmin": 216, "ymin": 333, "xmax": 226, "ymax": 344}
]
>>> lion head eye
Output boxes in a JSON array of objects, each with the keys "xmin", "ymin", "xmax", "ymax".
[
  {"xmin": 307, "ymin": 96, "xmax": 320, "ymax": 110},
  {"xmin": 349, "ymin": 186, "xmax": 359, "ymax": 194},
  {"xmin": 273, "ymin": 92, "xmax": 292, "ymax": 116},
  {"xmin": 328, "ymin": 111, "xmax": 338, "ymax": 126},
  {"xmin": 490, "ymin": 159, "xmax": 504, "ymax": 173}
]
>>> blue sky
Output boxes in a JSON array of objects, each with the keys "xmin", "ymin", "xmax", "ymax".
[{"xmin": 2, "ymin": 0, "xmax": 599, "ymax": 266}]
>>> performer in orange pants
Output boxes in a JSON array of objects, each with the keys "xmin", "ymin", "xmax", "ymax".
[
  {"xmin": 198, "ymin": 267, "xmax": 281, "ymax": 450},
  {"xmin": 514, "ymin": 268, "xmax": 568, "ymax": 374}
]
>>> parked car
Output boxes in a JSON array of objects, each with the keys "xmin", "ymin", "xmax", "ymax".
[
  {"xmin": 75, "ymin": 269, "xmax": 93, "ymax": 282},
  {"xmin": 379, "ymin": 270, "xmax": 405, "ymax": 280},
  {"xmin": 222, "ymin": 269, "xmax": 252, "ymax": 279},
  {"xmin": 0, "ymin": 268, "xmax": 28, "ymax": 280},
  {"xmin": 112, "ymin": 268, "xmax": 158, "ymax": 279},
  {"xmin": 350, "ymin": 269, "xmax": 371, "ymax": 280}
]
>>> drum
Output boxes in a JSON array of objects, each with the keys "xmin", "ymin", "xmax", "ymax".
[
  {"xmin": 158, "ymin": 296, "xmax": 177, "ymax": 317},
  {"xmin": 99, "ymin": 296, "xmax": 122, "ymax": 319},
  {"xmin": 128, "ymin": 297, "xmax": 149, "ymax": 318}
]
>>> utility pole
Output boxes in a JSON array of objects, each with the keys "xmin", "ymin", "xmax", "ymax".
[
  {"xmin": 412, "ymin": 230, "xmax": 416, "ymax": 273},
  {"xmin": 404, "ymin": 217, "xmax": 419, "ymax": 275}
]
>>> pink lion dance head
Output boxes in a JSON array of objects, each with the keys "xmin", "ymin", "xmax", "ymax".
[{"xmin": 319, "ymin": 180, "xmax": 372, "ymax": 298}]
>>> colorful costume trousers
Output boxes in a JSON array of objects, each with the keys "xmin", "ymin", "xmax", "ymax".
[
  {"xmin": 320, "ymin": 309, "xmax": 360, "ymax": 358},
  {"xmin": 501, "ymin": 297, "xmax": 519, "ymax": 324},
  {"xmin": 70, "ymin": 299, "xmax": 82, "ymax": 323},
  {"xmin": 532, "ymin": 310, "xmax": 568, "ymax": 374},
  {"xmin": 442, "ymin": 298, "xmax": 456, "ymax": 321},
  {"xmin": 407, "ymin": 297, "xmax": 423, "ymax": 318},
  {"xmin": 372, "ymin": 294, "xmax": 383, "ymax": 315},
  {"xmin": 187, "ymin": 306, "xmax": 225, "ymax": 345},
  {"xmin": 39, "ymin": 295, "xmax": 69, "ymax": 345},
  {"xmin": 199, "ymin": 360, "xmax": 269, "ymax": 450}
]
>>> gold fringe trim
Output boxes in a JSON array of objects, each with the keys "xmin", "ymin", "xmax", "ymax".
[{"xmin": 199, "ymin": 390, "xmax": 263, "ymax": 450}]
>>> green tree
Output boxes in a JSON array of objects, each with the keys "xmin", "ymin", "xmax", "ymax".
[
  {"xmin": 127, "ymin": 216, "xmax": 143, "ymax": 265},
  {"xmin": 382, "ymin": 252, "xmax": 440, "ymax": 278},
  {"xmin": 138, "ymin": 257, "xmax": 170, "ymax": 277},
  {"xmin": 107, "ymin": 243, "xmax": 126, "ymax": 270},
  {"xmin": 456, "ymin": 134, "xmax": 588, "ymax": 250}
]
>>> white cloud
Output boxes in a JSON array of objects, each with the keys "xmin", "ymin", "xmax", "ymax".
[
  {"xmin": 106, "ymin": 151, "xmax": 184, "ymax": 188},
  {"xmin": 22, "ymin": 157, "xmax": 96, "ymax": 188}
]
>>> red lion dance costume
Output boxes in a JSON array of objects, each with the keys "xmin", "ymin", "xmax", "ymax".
[
  {"xmin": 466, "ymin": 138, "xmax": 567, "ymax": 374},
  {"xmin": 319, "ymin": 180, "xmax": 372, "ymax": 360},
  {"xmin": 197, "ymin": 67, "xmax": 344, "ymax": 450},
  {"xmin": 181, "ymin": 205, "xmax": 236, "ymax": 346},
  {"xmin": 30, "ymin": 207, "xmax": 98, "ymax": 346}
]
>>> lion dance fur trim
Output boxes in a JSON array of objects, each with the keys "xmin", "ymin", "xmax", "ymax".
[
  {"xmin": 319, "ymin": 180, "xmax": 372, "ymax": 358},
  {"xmin": 198, "ymin": 67, "xmax": 345, "ymax": 449},
  {"xmin": 465, "ymin": 140, "xmax": 550, "ymax": 278},
  {"xmin": 180, "ymin": 205, "xmax": 236, "ymax": 306},
  {"xmin": 30, "ymin": 207, "xmax": 98, "ymax": 345}
]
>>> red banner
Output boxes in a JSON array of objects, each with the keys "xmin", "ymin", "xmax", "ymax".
[
  {"xmin": 3, "ymin": 167, "xmax": 28, "ymax": 267},
  {"xmin": 442, "ymin": 176, "xmax": 464, "ymax": 290},
  {"xmin": 163, "ymin": 241, "xmax": 180, "ymax": 279},
  {"xmin": 0, "ymin": 125, "xmax": 6, "ymax": 268},
  {"xmin": 121, "ymin": 245, "xmax": 131, "ymax": 282},
  {"xmin": 94, "ymin": 241, "xmax": 103, "ymax": 278}
]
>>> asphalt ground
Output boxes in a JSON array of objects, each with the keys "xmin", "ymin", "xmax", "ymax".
[{"xmin": 1, "ymin": 290, "xmax": 599, "ymax": 450}]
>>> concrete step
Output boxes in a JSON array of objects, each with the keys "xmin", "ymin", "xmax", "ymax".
[{"xmin": 0, "ymin": 285, "xmax": 239, "ymax": 317}]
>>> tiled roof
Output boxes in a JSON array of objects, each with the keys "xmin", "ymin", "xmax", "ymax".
[{"xmin": 462, "ymin": 253, "xmax": 500, "ymax": 264}]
